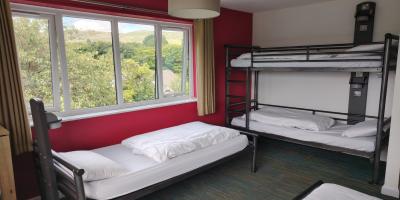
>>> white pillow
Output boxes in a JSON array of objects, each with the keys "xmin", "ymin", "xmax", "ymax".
[
  {"xmin": 335, "ymin": 44, "xmax": 384, "ymax": 58},
  {"xmin": 244, "ymin": 107, "xmax": 335, "ymax": 131},
  {"xmin": 342, "ymin": 120, "xmax": 377, "ymax": 138},
  {"xmin": 58, "ymin": 151, "xmax": 128, "ymax": 182},
  {"xmin": 346, "ymin": 44, "xmax": 384, "ymax": 52}
]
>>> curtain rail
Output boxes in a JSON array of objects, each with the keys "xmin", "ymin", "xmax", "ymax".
[{"xmin": 69, "ymin": 0, "xmax": 168, "ymax": 16}]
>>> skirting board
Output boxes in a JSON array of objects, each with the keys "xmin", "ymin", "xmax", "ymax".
[{"xmin": 381, "ymin": 185, "xmax": 399, "ymax": 198}]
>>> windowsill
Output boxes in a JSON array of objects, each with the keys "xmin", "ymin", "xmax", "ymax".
[{"xmin": 29, "ymin": 98, "xmax": 197, "ymax": 127}]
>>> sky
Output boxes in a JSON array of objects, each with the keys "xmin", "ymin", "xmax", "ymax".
[{"xmin": 63, "ymin": 17, "xmax": 154, "ymax": 33}]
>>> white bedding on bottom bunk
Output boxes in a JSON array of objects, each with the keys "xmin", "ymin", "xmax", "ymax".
[
  {"xmin": 230, "ymin": 59, "xmax": 382, "ymax": 68},
  {"xmin": 231, "ymin": 117, "xmax": 376, "ymax": 152},
  {"xmin": 304, "ymin": 183, "xmax": 381, "ymax": 200},
  {"xmin": 84, "ymin": 135, "xmax": 248, "ymax": 200}
]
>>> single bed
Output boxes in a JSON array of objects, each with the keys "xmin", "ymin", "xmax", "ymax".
[
  {"xmin": 30, "ymin": 99, "xmax": 258, "ymax": 200},
  {"xmin": 294, "ymin": 181, "xmax": 381, "ymax": 200},
  {"xmin": 84, "ymin": 135, "xmax": 248, "ymax": 199},
  {"xmin": 231, "ymin": 117, "xmax": 376, "ymax": 154}
]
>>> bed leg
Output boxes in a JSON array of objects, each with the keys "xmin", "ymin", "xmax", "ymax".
[{"xmin": 251, "ymin": 135, "xmax": 258, "ymax": 173}]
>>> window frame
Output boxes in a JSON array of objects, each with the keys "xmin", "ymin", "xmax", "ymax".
[
  {"xmin": 160, "ymin": 27, "xmax": 190, "ymax": 97},
  {"xmin": 11, "ymin": 3, "xmax": 194, "ymax": 118},
  {"xmin": 12, "ymin": 11, "xmax": 61, "ymax": 113}
]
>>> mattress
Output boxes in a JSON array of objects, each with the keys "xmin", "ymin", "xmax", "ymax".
[
  {"xmin": 230, "ymin": 59, "xmax": 382, "ymax": 68},
  {"xmin": 231, "ymin": 117, "xmax": 375, "ymax": 153},
  {"xmin": 84, "ymin": 135, "xmax": 248, "ymax": 199},
  {"xmin": 304, "ymin": 183, "xmax": 381, "ymax": 200}
]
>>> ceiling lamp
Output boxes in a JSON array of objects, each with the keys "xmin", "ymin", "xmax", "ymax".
[{"xmin": 168, "ymin": 0, "xmax": 220, "ymax": 19}]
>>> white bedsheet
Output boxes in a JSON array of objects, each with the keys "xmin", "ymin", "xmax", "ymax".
[
  {"xmin": 304, "ymin": 183, "xmax": 381, "ymax": 200},
  {"xmin": 121, "ymin": 121, "xmax": 240, "ymax": 162},
  {"xmin": 84, "ymin": 135, "xmax": 248, "ymax": 200},
  {"xmin": 231, "ymin": 59, "xmax": 382, "ymax": 68},
  {"xmin": 244, "ymin": 107, "xmax": 335, "ymax": 131},
  {"xmin": 231, "ymin": 117, "xmax": 375, "ymax": 152}
]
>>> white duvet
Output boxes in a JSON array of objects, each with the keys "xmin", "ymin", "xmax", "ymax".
[
  {"xmin": 244, "ymin": 107, "xmax": 335, "ymax": 131},
  {"xmin": 121, "ymin": 122, "xmax": 240, "ymax": 162},
  {"xmin": 304, "ymin": 183, "xmax": 381, "ymax": 200}
]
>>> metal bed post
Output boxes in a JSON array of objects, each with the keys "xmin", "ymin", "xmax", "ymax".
[
  {"xmin": 255, "ymin": 71, "xmax": 259, "ymax": 110},
  {"xmin": 372, "ymin": 33, "xmax": 393, "ymax": 184},
  {"xmin": 225, "ymin": 46, "xmax": 231, "ymax": 126},
  {"xmin": 30, "ymin": 99, "xmax": 59, "ymax": 200},
  {"xmin": 245, "ymin": 49, "xmax": 254, "ymax": 129}
]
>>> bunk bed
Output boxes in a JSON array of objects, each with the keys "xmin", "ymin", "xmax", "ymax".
[{"xmin": 224, "ymin": 33, "xmax": 399, "ymax": 184}]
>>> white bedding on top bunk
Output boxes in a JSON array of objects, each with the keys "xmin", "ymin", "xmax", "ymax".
[
  {"xmin": 84, "ymin": 135, "xmax": 248, "ymax": 200},
  {"xmin": 230, "ymin": 59, "xmax": 382, "ymax": 68},
  {"xmin": 304, "ymin": 183, "xmax": 381, "ymax": 200},
  {"xmin": 231, "ymin": 117, "xmax": 376, "ymax": 152}
]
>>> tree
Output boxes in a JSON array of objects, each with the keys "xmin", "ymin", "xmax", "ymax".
[
  {"xmin": 143, "ymin": 34, "xmax": 168, "ymax": 47},
  {"xmin": 13, "ymin": 16, "xmax": 53, "ymax": 107},
  {"xmin": 13, "ymin": 15, "xmax": 186, "ymax": 110}
]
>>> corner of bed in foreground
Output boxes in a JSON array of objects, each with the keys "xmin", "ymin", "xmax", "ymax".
[{"xmin": 294, "ymin": 181, "xmax": 382, "ymax": 200}]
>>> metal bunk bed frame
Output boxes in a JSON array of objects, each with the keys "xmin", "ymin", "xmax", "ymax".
[{"xmin": 224, "ymin": 33, "xmax": 399, "ymax": 184}]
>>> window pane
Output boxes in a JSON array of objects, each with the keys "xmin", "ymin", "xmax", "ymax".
[
  {"xmin": 12, "ymin": 15, "xmax": 54, "ymax": 107},
  {"xmin": 119, "ymin": 23, "xmax": 156, "ymax": 103},
  {"xmin": 161, "ymin": 29, "xmax": 186, "ymax": 97},
  {"xmin": 63, "ymin": 17, "xmax": 116, "ymax": 109}
]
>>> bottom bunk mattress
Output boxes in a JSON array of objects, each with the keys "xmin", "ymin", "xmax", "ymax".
[
  {"xmin": 231, "ymin": 117, "xmax": 375, "ymax": 153},
  {"xmin": 84, "ymin": 134, "xmax": 248, "ymax": 199},
  {"xmin": 303, "ymin": 183, "xmax": 380, "ymax": 200}
]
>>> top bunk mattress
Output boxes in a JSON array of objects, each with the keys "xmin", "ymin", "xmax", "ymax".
[
  {"xmin": 230, "ymin": 44, "xmax": 384, "ymax": 69},
  {"xmin": 230, "ymin": 59, "xmax": 382, "ymax": 69},
  {"xmin": 231, "ymin": 117, "xmax": 375, "ymax": 153},
  {"xmin": 84, "ymin": 135, "xmax": 248, "ymax": 200}
]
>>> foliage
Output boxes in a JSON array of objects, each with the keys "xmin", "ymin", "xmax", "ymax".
[
  {"xmin": 13, "ymin": 16, "xmax": 188, "ymax": 111},
  {"xmin": 13, "ymin": 17, "xmax": 53, "ymax": 107}
]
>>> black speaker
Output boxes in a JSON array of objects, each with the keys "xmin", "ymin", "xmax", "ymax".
[{"xmin": 354, "ymin": 2, "xmax": 376, "ymax": 44}]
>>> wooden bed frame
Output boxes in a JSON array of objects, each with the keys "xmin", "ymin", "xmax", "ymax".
[{"xmin": 30, "ymin": 98, "xmax": 258, "ymax": 200}]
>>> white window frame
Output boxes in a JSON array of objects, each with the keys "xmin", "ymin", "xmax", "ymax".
[
  {"xmin": 12, "ymin": 11, "xmax": 61, "ymax": 113},
  {"xmin": 160, "ymin": 27, "xmax": 190, "ymax": 98},
  {"xmin": 11, "ymin": 3, "xmax": 194, "ymax": 120}
]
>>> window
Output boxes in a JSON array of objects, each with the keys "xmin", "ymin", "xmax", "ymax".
[
  {"xmin": 11, "ymin": 5, "xmax": 193, "ymax": 118},
  {"xmin": 161, "ymin": 29, "xmax": 189, "ymax": 97},
  {"xmin": 63, "ymin": 17, "xmax": 117, "ymax": 109},
  {"xmin": 118, "ymin": 22, "xmax": 156, "ymax": 103},
  {"xmin": 12, "ymin": 13, "xmax": 59, "ymax": 110}
]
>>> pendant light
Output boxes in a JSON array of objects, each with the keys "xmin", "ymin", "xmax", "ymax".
[{"xmin": 168, "ymin": 0, "xmax": 220, "ymax": 19}]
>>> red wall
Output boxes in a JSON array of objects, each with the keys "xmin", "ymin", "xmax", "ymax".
[{"xmin": 10, "ymin": 0, "xmax": 252, "ymax": 199}]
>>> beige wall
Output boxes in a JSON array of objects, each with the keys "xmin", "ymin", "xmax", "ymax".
[
  {"xmin": 382, "ymin": 47, "xmax": 400, "ymax": 198},
  {"xmin": 252, "ymin": 0, "xmax": 400, "ymax": 197},
  {"xmin": 253, "ymin": 0, "xmax": 400, "ymax": 116}
]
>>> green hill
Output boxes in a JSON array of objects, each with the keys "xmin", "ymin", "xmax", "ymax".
[{"xmin": 66, "ymin": 30, "xmax": 184, "ymax": 45}]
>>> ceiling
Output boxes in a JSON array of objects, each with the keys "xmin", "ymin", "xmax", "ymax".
[{"xmin": 221, "ymin": 0, "xmax": 336, "ymax": 13}]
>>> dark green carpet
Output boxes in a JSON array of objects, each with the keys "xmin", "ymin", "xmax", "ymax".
[{"xmin": 140, "ymin": 138, "xmax": 396, "ymax": 200}]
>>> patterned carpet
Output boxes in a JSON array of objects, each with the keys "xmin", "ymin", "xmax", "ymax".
[{"xmin": 140, "ymin": 138, "xmax": 396, "ymax": 200}]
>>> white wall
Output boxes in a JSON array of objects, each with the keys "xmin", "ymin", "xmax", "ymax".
[{"xmin": 253, "ymin": 0, "xmax": 400, "ymax": 116}]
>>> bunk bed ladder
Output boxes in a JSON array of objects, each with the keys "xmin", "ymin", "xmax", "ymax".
[{"xmin": 225, "ymin": 45, "xmax": 255, "ymax": 128}]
